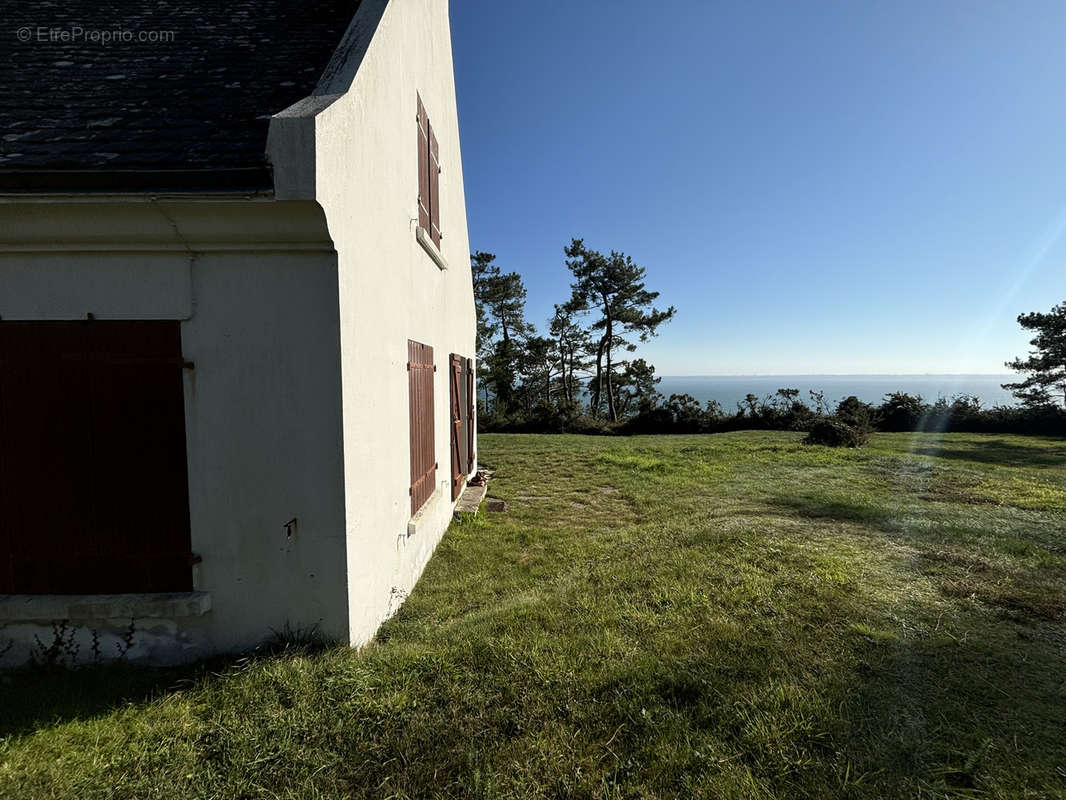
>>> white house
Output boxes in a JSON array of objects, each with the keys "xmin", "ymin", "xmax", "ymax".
[{"xmin": 0, "ymin": 0, "xmax": 477, "ymax": 665}]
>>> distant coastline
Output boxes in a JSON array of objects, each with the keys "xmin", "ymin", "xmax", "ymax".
[
  {"xmin": 655, "ymin": 374, "xmax": 1017, "ymax": 410},
  {"xmin": 659, "ymin": 373, "xmax": 1014, "ymax": 378}
]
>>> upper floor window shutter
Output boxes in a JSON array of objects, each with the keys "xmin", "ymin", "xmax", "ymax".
[
  {"xmin": 417, "ymin": 95, "xmax": 431, "ymax": 235},
  {"xmin": 429, "ymin": 125, "xmax": 441, "ymax": 248}
]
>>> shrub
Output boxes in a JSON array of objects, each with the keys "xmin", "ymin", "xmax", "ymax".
[
  {"xmin": 480, "ymin": 388, "xmax": 1066, "ymax": 438},
  {"xmin": 835, "ymin": 395, "xmax": 875, "ymax": 431},
  {"xmin": 665, "ymin": 393, "xmax": 705, "ymax": 433},
  {"xmin": 783, "ymin": 400, "xmax": 819, "ymax": 431},
  {"xmin": 804, "ymin": 419, "xmax": 868, "ymax": 448},
  {"xmin": 877, "ymin": 392, "xmax": 928, "ymax": 431}
]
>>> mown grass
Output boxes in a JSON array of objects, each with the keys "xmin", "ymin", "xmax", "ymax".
[{"xmin": 1, "ymin": 432, "xmax": 1065, "ymax": 799}]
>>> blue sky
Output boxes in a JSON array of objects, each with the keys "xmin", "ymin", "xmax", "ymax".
[{"xmin": 450, "ymin": 0, "xmax": 1066, "ymax": 376}]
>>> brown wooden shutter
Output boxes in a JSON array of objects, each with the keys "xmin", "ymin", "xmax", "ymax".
[
  {"xmin": 408, "ymin": 340, "xmax": 436, "ymax": 516},
  {"xmin": 0, "ymin": 321, "xmax": 194, "ymax": 594},
  {"xmin": 466, "ymin": 357, "xmax": 476, "ymax": 470},
  {"xmin": 449, "ymin": 354, "xmax": 464, "ymax": 500},
  {"xmin": 416, "ymin": 95, "xmax": 430, "ymax": 235},
  {"xmin": 429, "ymin": 123, "xmax": 442, "ymax": 248}
]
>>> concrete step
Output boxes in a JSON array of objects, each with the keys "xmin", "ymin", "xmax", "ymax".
[{"xmin": 455, "ymin": 483, "xmax": 487, "ymax": 515}]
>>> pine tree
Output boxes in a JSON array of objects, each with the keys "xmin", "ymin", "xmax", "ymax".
[
  {"xmin": 549, "ymin": 305, "xmax": 592, "ymax": 407},
  {"xmin": 469, "ymin": 252, "xmax": 532, "ymax": 416},
  {"xmin": 564, "ymin": 239, "xmax": 675, "ymax": 422},
  {"xmin": 613, "ymin": 358, "xmax": 662, "ymax": 418},
  {"xmin": 470, "ymin": 251, "xmax": 499, "ymax": 361},
  {"xmin": 1003, "ymin": 301, "xmax": 1066, "ymax": 408}
]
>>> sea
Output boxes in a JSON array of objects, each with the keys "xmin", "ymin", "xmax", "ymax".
[{"xmin": 655, "ymin": 375, "xmax": 1018, "ymax": 411}]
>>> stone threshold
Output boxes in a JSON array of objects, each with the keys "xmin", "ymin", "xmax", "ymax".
[
  {"xmin": 455, "ymin": 484, "xmax": 487, "ymax": 515},
  {"xmin": 455, "ymin": 469, "xmax": 493, "ymax": 516}
]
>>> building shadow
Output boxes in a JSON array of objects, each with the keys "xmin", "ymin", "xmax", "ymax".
[
  {"xmin": 0, "ymin": 638, "xmax": 332, "ymax": 739},
  {"xmin": 0, "ymin": 661, "xmax": 207, "ymax": 738},
  {"xmin": 910, "ymin": 437, "xmax": 1066, "ymax": 468}
]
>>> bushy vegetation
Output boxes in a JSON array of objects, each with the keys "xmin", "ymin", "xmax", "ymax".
[
  {"xmin": 487, "ymin": 388, "xmax": 1066, "ymax": 438},
  {"xmin": 804, "ymin": 419, "xmax": 868, "ymax": 448},
  {"xmin": 2, "ymin": 432, "xmax": 1064, "ymax": 798},
  {"xmin": 474, "ymin": 247, "xmax": 1064, "ymax": 439}
]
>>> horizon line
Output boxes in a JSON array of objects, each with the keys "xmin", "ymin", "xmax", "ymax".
[{"xmin": 658, "ymin": 373, "xmax": 1015, "ymax": 379}]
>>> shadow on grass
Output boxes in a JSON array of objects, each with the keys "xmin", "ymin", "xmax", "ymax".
[
  {"xmin": 0, "ymin": 661, "xmax": 205, "ymax": 738},
  {"xmin": 838, "ymin": 619, "xmax": 1066, "ymax": 796},
  {"xmin": 767, "ymin": 493, "xmax": 899, "ymax": 529},
  {"xmin": 0, "ymin": 637, "xmax": 333, "ymax": 739},
  {"xmin": 910, "ymin": 437, "xmax": 1066, "ymax": 468},
  {"xmin": 768, "ymin": 492, "xmax": 1066, "ymax": 621},
  {"xmin": 580, "ymin": 605, "xmax": 1065, "ymax": 796}
]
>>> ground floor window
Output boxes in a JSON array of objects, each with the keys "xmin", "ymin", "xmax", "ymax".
[
  {"xmin": 408, "ymin": 340, "xmax": 436, "ymax": 515},
  {"xmin": 449, "ymin": 354, "xmax": 475, "ymax": 500},
  {"xmin": 0, "ymin": 321, "xmax": 194, "ymax": 595}
]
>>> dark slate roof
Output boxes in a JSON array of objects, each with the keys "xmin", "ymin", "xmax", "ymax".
[{"xmin": 0, "ymin": 0, "xmax": 361, "ymax": 190}]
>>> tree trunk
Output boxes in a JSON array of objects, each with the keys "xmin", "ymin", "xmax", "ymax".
[
  {"xmin": 562, "ymin": 337, "xmax": 571, "ymax": 403},
  {"xmin": 605, "ymin": 314, "xmax": 617, "ymax": 422},
  {"xmin": 591, "ymin": 339, "xmax": 605, "ymax": 417},
  {"xmin": 568, "ymin": 348, "xmax": 577, "ymax": 405},
  {"xmin": 563, "ymin": 348, "xmax": 572, "ymax": 404}
]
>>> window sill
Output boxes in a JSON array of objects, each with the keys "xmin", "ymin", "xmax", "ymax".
[
  {"xmin": 407, "ymin": 486, "xmax": 444, "ymax": 537},
  {"xmin": 416, "ymin": 226, "xmax": 449, "ymax": 271},
  {"xmin": 0, "ymin": 591, "xmax": 212, "ymax": 622}
]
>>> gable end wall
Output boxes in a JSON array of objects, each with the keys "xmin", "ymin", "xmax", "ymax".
[{"xmin": 286, "ymin": 0, "xmax": 477, "ymax": 644}]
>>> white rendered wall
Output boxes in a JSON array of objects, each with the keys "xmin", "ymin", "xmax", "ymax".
[
  {"xmin": 271, "ymin": 0, "xmax": 477, "ymax": 644},
  {"xmin": 0, "ymin": 0, "xmax": 477, "ymax": 662},
  {"xmin": 181, "ymin": 249, "xmax": 349, "ymax": 652},
  {"xmin": 0, "ymin": 201, "xmax": 349, "ymax": 663}
]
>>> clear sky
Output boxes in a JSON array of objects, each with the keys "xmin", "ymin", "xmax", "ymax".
[{"xmin": 449, "ymin": 0, "xmax": 1066, "ymax": 376}]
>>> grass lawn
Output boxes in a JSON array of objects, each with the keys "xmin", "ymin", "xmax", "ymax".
[{"xmin": 2, "ymin": 431, "xmax": 1065, "ymax": 799}]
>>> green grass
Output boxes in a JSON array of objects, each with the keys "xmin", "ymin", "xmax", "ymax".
[{"xmin": 2, "ymin": 431, "xmax": 1065, "ymax": 799}]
